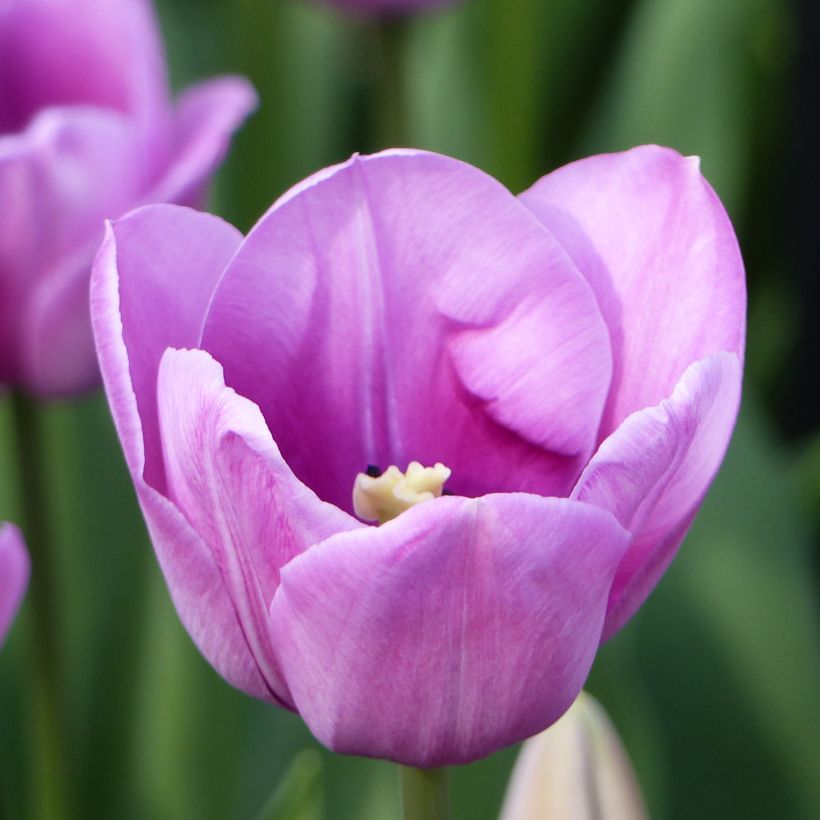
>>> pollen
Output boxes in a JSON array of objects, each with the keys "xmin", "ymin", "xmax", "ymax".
[{"xmin": 352, "ymin": 461, "xmax": 452, "ymax": 524}]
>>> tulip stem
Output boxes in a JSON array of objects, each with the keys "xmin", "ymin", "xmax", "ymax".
[
  {"xmin": 10, "ymin": 391, "xmax": 72, "ymax": 820},
  {"xmin": 372, "ymin": 16, "xmax": 410, "ymax": 148},
  {"xmin": 400, "ymin": 765, "xmax": 450, "ymax": 820}
]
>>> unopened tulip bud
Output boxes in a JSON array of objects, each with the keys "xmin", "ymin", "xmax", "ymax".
[{"xmin": 500, "ymin": 692, "xmax": 648, "ymax": 820}]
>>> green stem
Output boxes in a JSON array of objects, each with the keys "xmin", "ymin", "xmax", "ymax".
[
  {"xmin": 400, "ymin": 765, "xmax": 450, "ymax": 820},
  {"xmin": 371, "ymin": 16, "xmax": 410, "ymax": 149},
  {"xmin": 11, "ymin": 392, "xmax": 71, "ymax": 820}
]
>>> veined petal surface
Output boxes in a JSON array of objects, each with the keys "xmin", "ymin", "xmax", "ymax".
[{"xmin": 269, "ymin": 494, "xmax": 630, "ymax": 766}]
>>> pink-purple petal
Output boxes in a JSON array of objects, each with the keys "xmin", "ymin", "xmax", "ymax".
[
  {"xmin": 572, "ymin": 352, "xmax": 742, "ymax": 639},
  {"xmin": 520, "ymin": 145, "xmax": 746, "ymax": 439},
  {"xmin": 0, "ymin": 523, "xmax": 29, "ymax": 648},
  {"xmin": 269, "ymin": 494, "xmax": 630, "ymax": 766},
  {"xmin": 157, "ymin": 347, "xmax": 362, "ymax": 705},
  {"xmin": 92, "ymin": 205, "xmax": 243, "ymax": 489},
  {"xmin": 0, "ymin": 107, "xmax": 144, "ymax": 393},
  {"xmin": 149, "ymin": 77, "xmax": 258, "ymax": 207},
  {"xmin": 90, "ymin": 213, "xmax": 268, "ymax": 700},
  {"xmin": 0, "ymin": 0, "xmax": 169, "ymax": 133},
  {"xmin": 202, "ymin": 150, "xmax": 611, "ymax": 511}
]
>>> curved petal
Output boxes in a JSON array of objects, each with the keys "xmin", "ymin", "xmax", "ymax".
[
  {"xmin": 157, "ymin": 347, "xmax": 363, "ymax": 704},
  {"xmin": 520, "ymin": 145, "xmax": 746, "ymax": 439},
  {"xmin": 149, "ymin": 76, "xmax": 257, "ymax": 207},
  {"xmin": 91, "ymin": 204, "xmax": 242, "ymax": 489},
  {"xmin": 572, "ymin": 352, "xmax": 742, "ymax": 639},
  {"xmin": 202, "ymin": 150, "xmax": 611, "ymax": 512},
  {"xmin": 0, "ymin": 523, "xmax": 29, "ymax": 647},
  {"xmin": 269, "ymin": 493, "xmax": 630, "ymax": 766},
  {"xmin": 0, "ymin": 108, "xmax": 143, "ymax": 391},
  {"xmin": 89, "ymin": 208, "xmax": 267, "ymax": 700},
  {"xmin": 0, "ymin": 0, "xmax": 169, "ymax": 133}
]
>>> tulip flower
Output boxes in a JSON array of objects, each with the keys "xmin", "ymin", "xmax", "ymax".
[
  {"xmin": 499, "ymin": 692, "xmax": 648, "ymax": 820},
  {"xmin": 0, "ymin": 523, "xmax": 29, "ymax": 647},
  {"xmin": 0, "ymin": 0, "xmax": 256, "ymax": 396},
  {"xmin": 92, "ymin": 146, "xmax": 745, "ymax": 766}
]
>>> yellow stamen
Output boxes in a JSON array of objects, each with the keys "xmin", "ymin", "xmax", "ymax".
[{"xmin": 352, "ymin": 461, "xmax": 452, "ymax": 525}]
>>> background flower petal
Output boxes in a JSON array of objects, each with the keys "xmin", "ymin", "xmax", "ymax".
[
  {"xmin": 202, "ymin": 150, "xmax": 611, "ymax": 511},
  {"xmin": 0, "ymin": 523, "xmax": 29, "ymax": 648},
  {"xmin": 269, "ymin": 494, "xmax": 630, "ymax": 766},
  {"xmin": 148, "ymin": 76, "xmax": 258, "ymax": 207},
  {"xmin": 0, "ymin": 0, "xmax": 169, "ymax": 133},
  {"xmin": 0, "ymin": 108, "xmax": 144, "ymax": 393},
  {"xmin": 572, "ymin": 352, "xmax": 742, "ymax": 638},
  {"xmin": 91, "ymin": 204, "xmax": 242, "ymax": 489},
  {"xmin": 520, "ymin": 145, "xmax": 746, "ymax": 439},
  {"xmin": 157, "ymin": 347, "xmax": 362, "ymax": 705}
]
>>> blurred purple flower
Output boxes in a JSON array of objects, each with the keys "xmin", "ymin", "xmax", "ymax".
[
  {"xmin": 0, "ymin": 0, "xmax": 256, "ymax": 396},
  {"xmin": 0, "ymin": 523, "xmax": 28, "ymax": 647},
  {"xmin": 92, "ymin": 146, "xmax": 745, "ymax": 766}
]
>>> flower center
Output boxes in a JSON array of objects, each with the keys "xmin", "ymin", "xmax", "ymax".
[{"xmin": 352, "ymin": 461, "xmax": 452, "ymax": 524}]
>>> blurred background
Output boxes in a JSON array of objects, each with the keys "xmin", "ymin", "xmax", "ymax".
[{"xmin": 1, "ymin": 0, "xmax": 819, "ymax": 817}]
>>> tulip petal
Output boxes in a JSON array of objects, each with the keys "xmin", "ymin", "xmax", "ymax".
[
  {"xmin": 92, "ymin": 204, "xmax": 242, "ymax": 489},
  {"xmin": 269, "ymin": 494, "xmax": 630, "ymax": 766},
  {"xmin": 499, "ymin": 692, "xmax": 648, "ymax": 820},
  {"xmin": 203, "ymin": 150, "xmax": 611, "ymax": 511},
  {"xmin": 572, "ymin": 352, "xmax": 742, "ymax": 638},
  {"xmin": 90, "ymin": 208, "xmax": 268, "ymax": 700},
  {"xmin": 0, "ymin": 0, "xmax": 169, "ymax": 133},
  {"xmin": 0, "ymin": 523, "xmax": 29, "ymax": 648},
  {"xmin": 157, "ymin": 347, "xmax": 362, "ymax": 704},
  {"xmin": 0, "ymin": 108, "xmax": 144, "ymax": 392},
  {"xmin": 520, "ymin": 145, "xmax": 746, "ymax": 438},
  {"xmin": 149, "ymin": 76, "xmax": 258, "ymax": 207}
]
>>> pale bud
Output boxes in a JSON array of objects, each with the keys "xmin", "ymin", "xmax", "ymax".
[{"xmin": 499, "ymin": 692, "xmax": 648, "ymax": 820}]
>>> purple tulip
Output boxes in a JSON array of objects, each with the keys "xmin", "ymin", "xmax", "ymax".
[
  {"xmin": 91, "ymin": 146, "xmax": 745, "ymax": 766},
  {"xmin": 0, "ymin": 523, "xmax": 29, "ymax": 647},
  {"xmin": 0, "ymin": 0, "xmax": 256, "ymax": 396}
]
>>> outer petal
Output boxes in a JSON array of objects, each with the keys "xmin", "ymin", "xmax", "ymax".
[
  {"xmin": 572, "ymin": 352, "xmax": 742, "ymax": 638},
  {"xmin": 520, "ymin": 145, "xmax": 746, "ymax": 439},
  {"xmin": 499, "ymin": 692, "xmax": 648, "ymax": 820},
  {"xmin": 157, "ymin": 347, "xmax": 362, "ymax": 704},
  {"xmin": 148, "ymin": 77, "xmax": 258, "ymax": 207},
  {"xmin": 90, "ymin": 206, "xmax": 269, "ymax": 699},
  {"xmin": 0, "ymin": 523, "xmax": 29, "ymax": 647},
  {"xmin": 0, "ymin": 0, "xmax": 169, "ymax": 133},
  {"xmin": 269, "ymin": 494, "xmax": 630, "ymax": 766},
  {"xmin": 92, "ymin": 204, "xmax": 242, "ymax": 488},
  {"xmin": 203, "ymin": 150, "xmax": 612, "ymax": 511}
]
